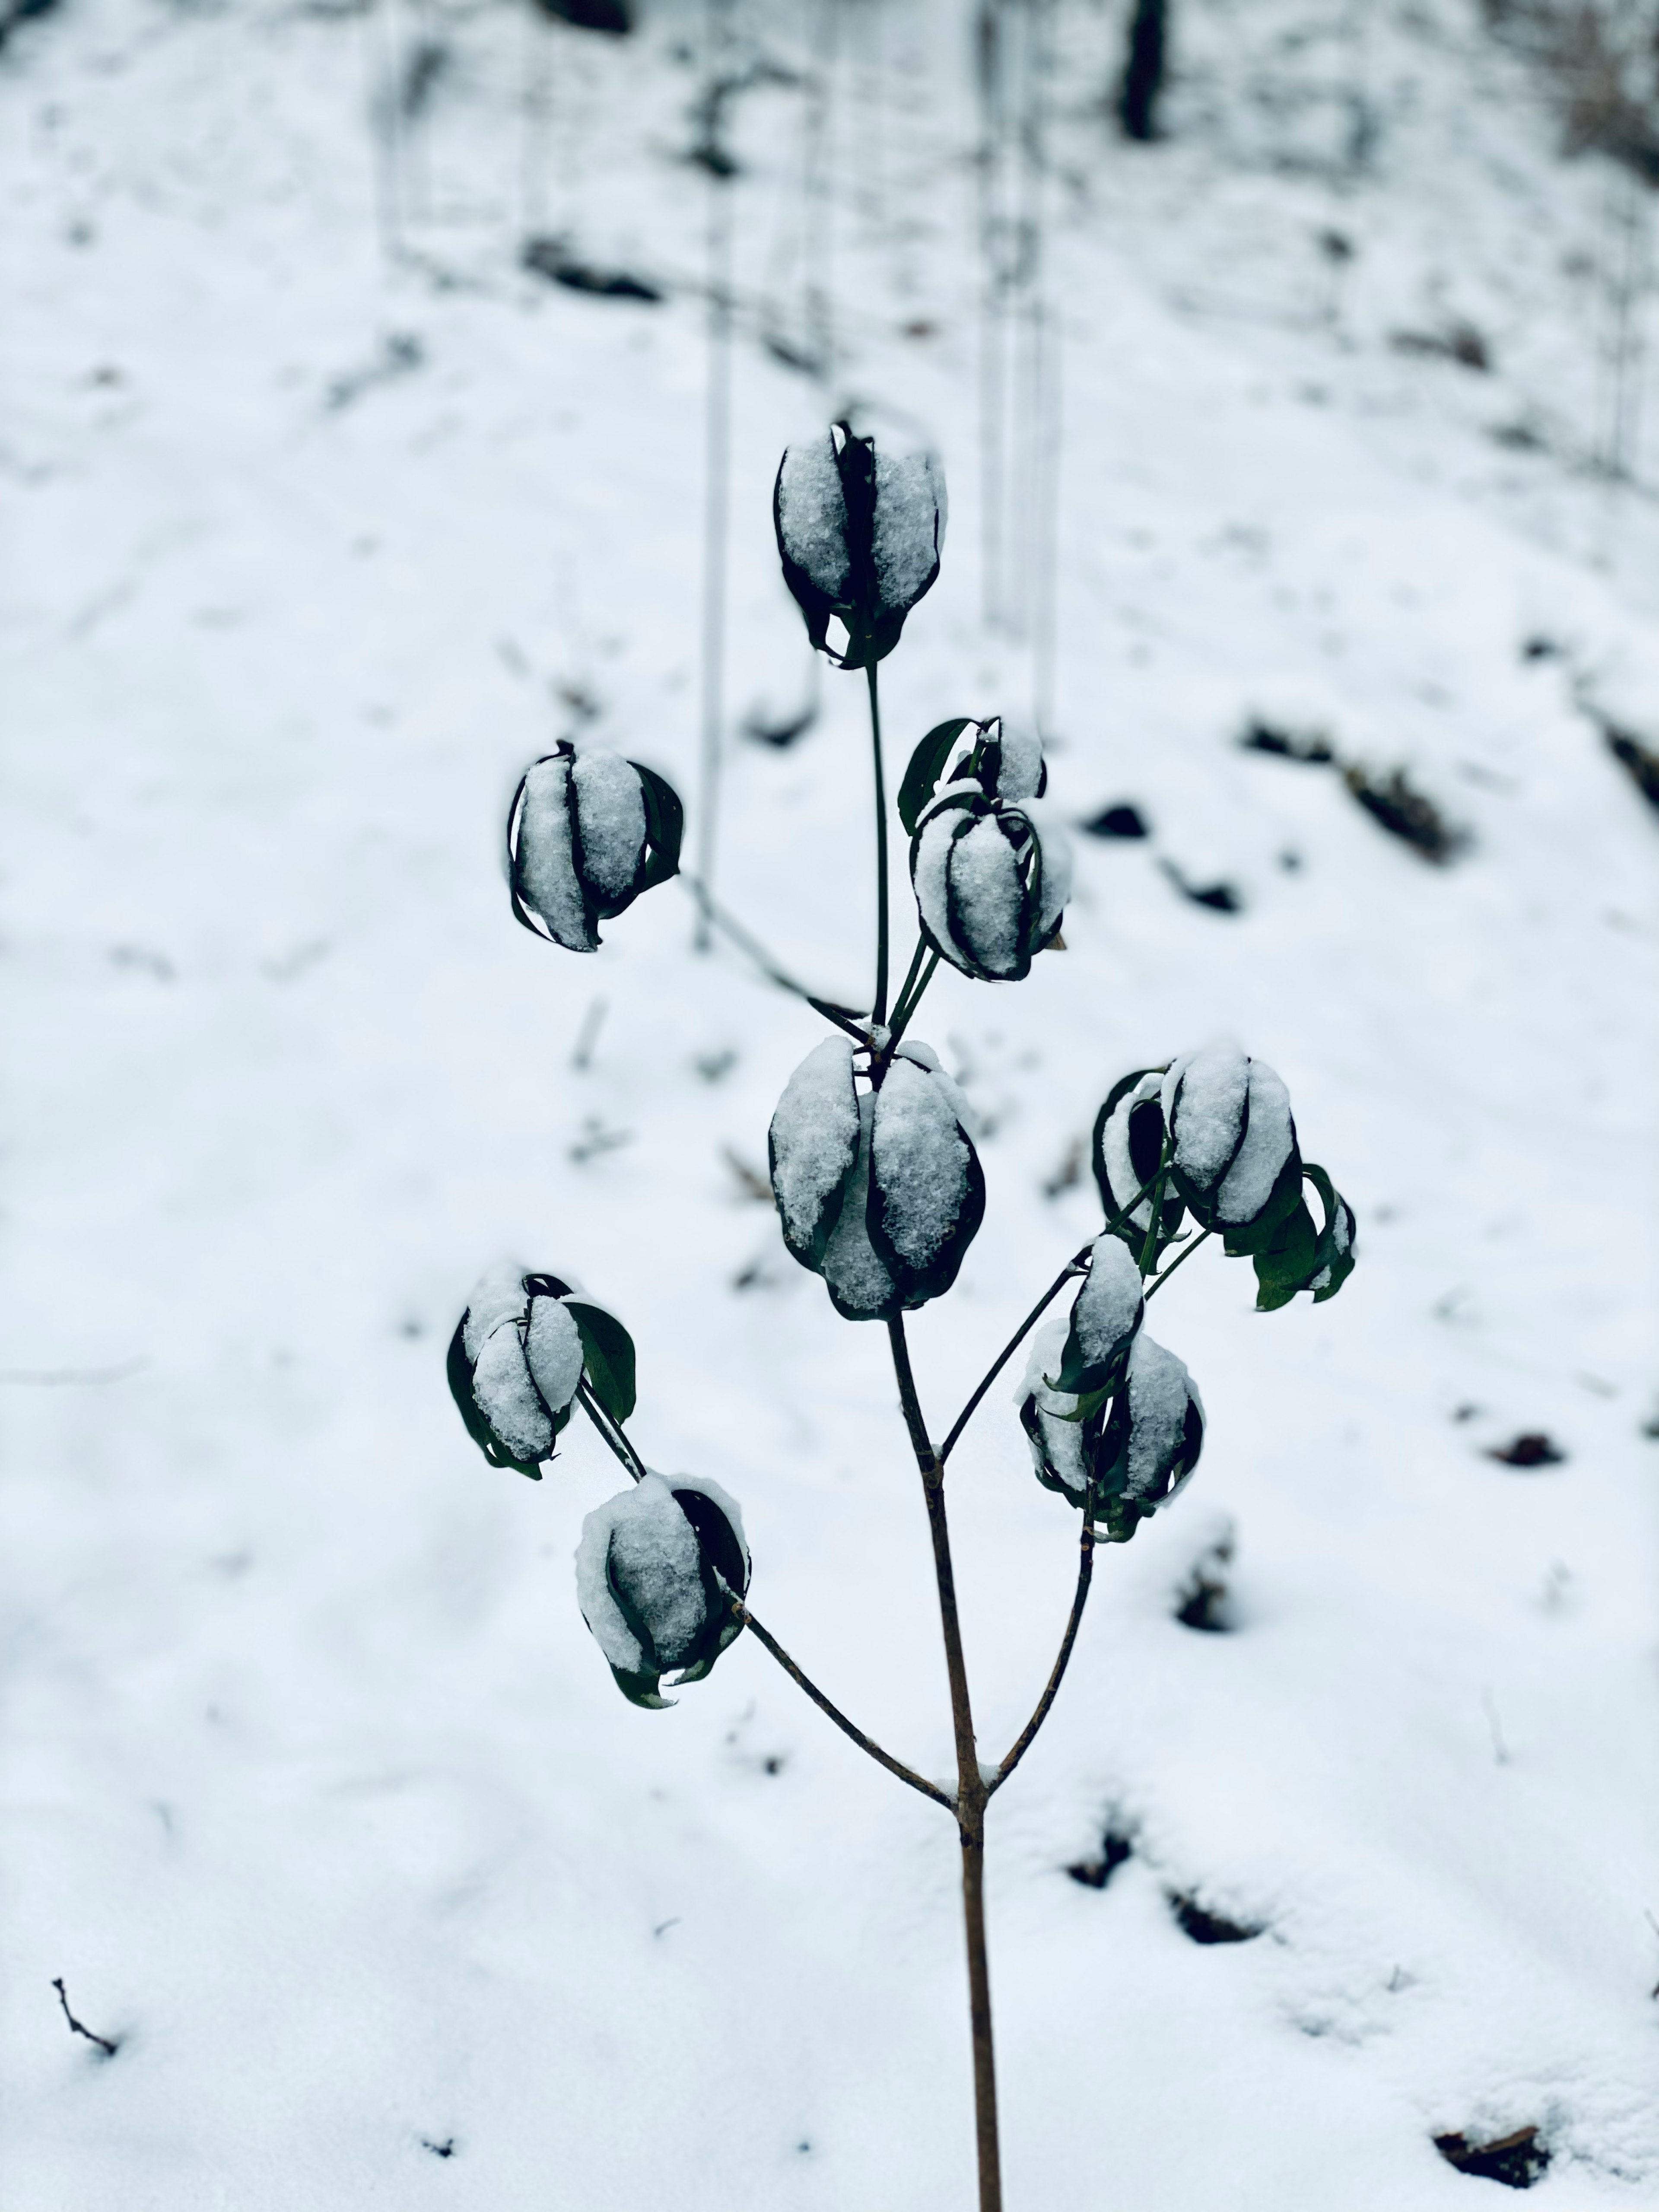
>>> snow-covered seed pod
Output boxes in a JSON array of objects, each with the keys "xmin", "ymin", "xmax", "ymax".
[
  {"xmin": 765, "ymin": 1036, "xmax": 983, "ymax": 1318},
  {"xmin": 1090, "ymin": 1333, "xmax": 1206, "ymax": 1542},
  {"xmin": 508, "ymin": 740, "xmax": 683, "ymax": 953},
  {"xmin": 1019, "ymin": 1318, "xmax": 1203, "ymax": 1544},
  {"xmin": 1160, "ymin": 1042, "xmax": 1303, "ymax": 1241},
  {"xmin": 910, "ymin": 782, "xmax": 1071, "ymax": 983},
  {"xmin": 575, "ymin": 1472, "xmax": 750, "ymax": 1708},
  {"xmin": 1045, "ymin": 1235, "xmax": 1145, "ymax": 1397},
  {"xmin": 1092, "ymin": 1068, "xmax": 1187, "ymax": 1253},
  {"xmin": 447, "ymin": 1264, "xmax": 588, "ymax": 1476},
  {"xmin": 773, "ymin": 423, "xmax": 947, "ymax": 670}
]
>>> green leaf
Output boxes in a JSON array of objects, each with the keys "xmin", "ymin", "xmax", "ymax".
[
  {"xmin": 567, "ymin": 1298, "xmax": 637, "ymax": 1424},
  {"xmin": 1303, "ymin": 1165, "xmax": 1358, "ymax": 1303},
  {"xmin": 1252, "ymin": 1199, "xmax": 1320, "ymax": 1311},
  {"xmin": 633, "ymin": 761, "xmax": 685, "ymax": 890},
  {"xmin": 607, "ymin": 1661, "xmax": 673, "ymax": 1710},
  {"xmin": 445, "ymin": 1316, "xmax": 545, "ymax": 1479},
  {"xmin": 897, "ymin": 718, "xmax": 972, "ymax": 834}
]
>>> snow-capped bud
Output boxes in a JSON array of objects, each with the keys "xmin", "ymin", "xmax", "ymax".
[
  {"xmin": 1157, "ymin": 1042, "xmax": 1305, "ymax": 1242},
  {"xmin": 1092, "ymin": 1068, "xmax": 1187, "ymax": 1253},
  {"xmin": 899, "ymin": 717, "xmax": 1069, "ymax": 983},
  {"xmin": 768, "ymin": 1035, "xmax": 862, "ymax": 1271},
  {"xmin": 447, "ymin": 1265, "xmax": 637, "ymax": 1476},
  {"xmin": 1252, "ymin": 1164, "xmax": 1358, "ymax": 1311},
  {"xmin": 766, "ymin": 1036, "xmax": 984, "ymax": 1318},
  {"xmin": 773, "ymin": 423, "xmax": 947, "ymax": 670},
  {"xmin": 508, "ymin": 741, "xmax": 683, "ymax": 953},
  {"xmin": 1019, "ymin": 1322, "xmax": 1204, "ymax": 1543},
  {"xmin": 1091, "ymin": 1333, "xmax": 1205, "ymax": 1541},
  {"xmin": 575, "ymin": 1472, "xmax": 750, "ymax": 1708},
  {"xmin": 1045, "ymin": 1236, "xmax": 1145, "ymax": 1397}
]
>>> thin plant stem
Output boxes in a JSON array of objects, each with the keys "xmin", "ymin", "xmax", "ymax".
[
  {"xmin": 988, "ymin": 1497, "xmax": 1094, "ymax": 1795},
  {"xmin": 887, "ymin": 1315, "xmax": 1002, "ymax": 2212},
  {"xmin": 885, "ymin": 936, "xmax": 931, "ymax": 1036},
  {"xmin": 938, "ymin": 1166, "xmax": 1166, "ymax": 1463},
  {"xmin": 576, "ymin": 1383, "xmax": 647, "ymax": 1483},
  {"xmin": 868, "ymin": 659, "xmax": 890, "ymax": 1023},
  {"xmin": 939, "ymin": 1251, "xmax": 1087, "ymax": 1464},
  {"xmin": 887, "ymin": 950, "xmax": 941, "ymax": 1050},
  {"xmin": 731, "ymin": 1602, "xmax": 954, "ymax": 1810},
  {"xmin": 1136, "ymin": 1144, "xmax": 1172, "ymax": 1278},
  {"xmin": 1144, "ymin": 1225, "xmax": 1213, "ymax": 1299},
  {"xmin": 681, "ymin": 875, "xmax": 868, "ymax": 1039}
]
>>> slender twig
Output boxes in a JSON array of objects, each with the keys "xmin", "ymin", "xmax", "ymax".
[
  {"xmin": 884, "ymin": 936, "xmax": 931, "ymax": 1038},
  {"xmin": 576, "ymin": 1383, "xmax": 647, "ymax": 1483},
  {"xmin": 938, "ymin": 1167, "xmax": 1165, "ymax": 1464},
  {"xmin": 681, "ymin": 875, "xmax": 868, "ymax": 1039},
  {"xmin": 733, "ymin": 1602, "xmax": 954, "ymax": 1809},
  {"xmin": 868, "ymin": 659, "xmax": 890, "ymax": 1023},
  {"xmin": 1144, "ymin": 1225, "xmax": 1213, "ymax": 1299},
  {"xmin": 51, "ymin": 1979, "xmax": 118, "ymax": 2058},
  {"xmin": 940, "ymin": 1251, "xmax": 1087, "ymax": 1464},
  {"xmin": 887, "ymin": 950, "xmax": 941, "ymax": 1050},
  {"xmin": 988, "ymin": 1501, "xmax": 1094, "ymax": 1795},
  {"xmin": 1136, "ymin": 1146, "xmax": 1172, "ymax": 1278}
]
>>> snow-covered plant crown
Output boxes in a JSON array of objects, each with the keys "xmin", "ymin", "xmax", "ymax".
[{"xmin": 449, "ymin": 424, "xmax": 1357, "ymax": 2212}]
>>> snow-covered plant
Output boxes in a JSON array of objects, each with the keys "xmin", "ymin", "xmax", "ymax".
[
  {"xmin": 452, "ymin": 426, "xmax": 1358, "ymax": 2212},
  {"xmin": 507, "ymin": 739, "xmax": 683, "ymax": 953}
]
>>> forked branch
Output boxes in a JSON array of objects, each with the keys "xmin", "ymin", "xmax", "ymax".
[
  {"xmin": 734, "ymin": 1602, "xmax": 954, "ymax": 1810},
  {"xmin": 988, "ymin": 1503, "xmax": 1095, "ymax": 1796}
]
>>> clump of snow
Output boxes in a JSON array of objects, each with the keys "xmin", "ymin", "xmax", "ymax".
[
  {"xmin": 821, "ymin": 1094, "xmax": 896, "ymax": 1317},
  {"xmin": 1020, "ymin": 1317, "xmax": 1090, "ymax": 1496},
  {"xmin": 894, "ymin": 1039, "xmax": 976, "ymax": 1136},
  {"xmin": 1216, "ymin": 1060, "xmax": 1295, "ymax": 1225},
  {"xmin": 1165, "ymin": 1042, "xmax": 1250, "ymax": 1190},
  {"xmin": 460, "ymin": 1259, "xmax": 529, "ymax": 1363},
  {"xmin": 769, "ymin": 1037, "xmax": 860, "ymax": 1254},
  {"xmin": 871, "ymin": 1055, "xmax": 970, "ymax": 1268},
  {"xmin": 871, "ymin": 448, "xmax": 945, "ymax": 610},
  {"xmin": 571, "ymin": 753, "xmax": 645, "ymax": 902},
  {"xmin": 1069, "ymin": 1236, "xmax": 1144, "ymax": 1371},
  {"xmin": 515, "ymin": 754, "xmax": 590, "ymax": 950},
  {"xmin": 524, "ymin": 1293, "xmax": 584, "ymax": 1415},
  {"xmin": 776, "ymin": 436, "xmax": 852, "ymax": 600},
  {"xmin": 911, "ymin": 809, "xmax": 958, "ymax": 957},
  {"xmin": 470, "ymin": 1316, "xmax": 554, "ymax": 1462},
  {"xmin": 576, "ymin": 1475, "xmax": 706, "ymax": 1676},
  {"xmin": 947, "ymin": 814, "xmax": 1025, "ymax": 974},
  {"xmin": 1120, "ymin": 1334, "xmax": 1204, "ymax": 1504},
  {"xmin": 991, "ymin": 720, "xmax": 1042, "ymax": 802}
]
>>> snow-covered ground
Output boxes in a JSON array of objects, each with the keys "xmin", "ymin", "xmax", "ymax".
[{"xmin": 3, "ymin": 1, "xmax": 1657, "ymax": 2205}]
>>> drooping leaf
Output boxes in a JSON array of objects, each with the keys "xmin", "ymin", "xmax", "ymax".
[
  {"xmin": 898, "ymin": 718, "xmax": 971, "ymax": 834},
  {"xmin": 567, "ymin": 1298, "xmax": 637, "ymax": 1423},
  {"xmin": 1252, "ymin": 1198, "xmax": 1321, "ymax": 1310},
  {"xmin": 633, "ymin": 761, "xmax": 685, "ymax": 890}
]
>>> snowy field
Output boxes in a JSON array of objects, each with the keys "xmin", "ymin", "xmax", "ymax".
[{"xmin": 3, "ymin": 0, "xmax": 1658, "ymax": 2205}]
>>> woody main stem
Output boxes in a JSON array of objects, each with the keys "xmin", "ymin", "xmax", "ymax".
[
  {"xmin": 868, "ymin": 660, "xmax": 890, "ymax": 1024},
  {"xmin": 887, "ymin": 1316, "xmax": 1002, "ymax": 2212}
]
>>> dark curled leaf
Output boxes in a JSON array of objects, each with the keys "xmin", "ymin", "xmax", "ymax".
[
  {"xmin": 1303, "ymin": 1164, "xmax": 1357, "ymax": 1303},
  {"xmin": 633, "ymin": 762, "xmax": 685, "ymax": 889},
  {"xmin": 897, "ymin": 718, "xmax": 971, "ymax": 835},
  {"xmin": 1251, "ymin": 1199, "xmax": 1320, "ymax": 1310},
  {"xmin": 445, "ymin": 1317, "xmax": 546, "ymax": 1478},
  {"xmin": 566, "ymin": 1299, "xmax": 637, "ymax": 1422},
  {"xmin": 1219, "ymin": 1139, "xmax": 1304, "ymax": 1256}
]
